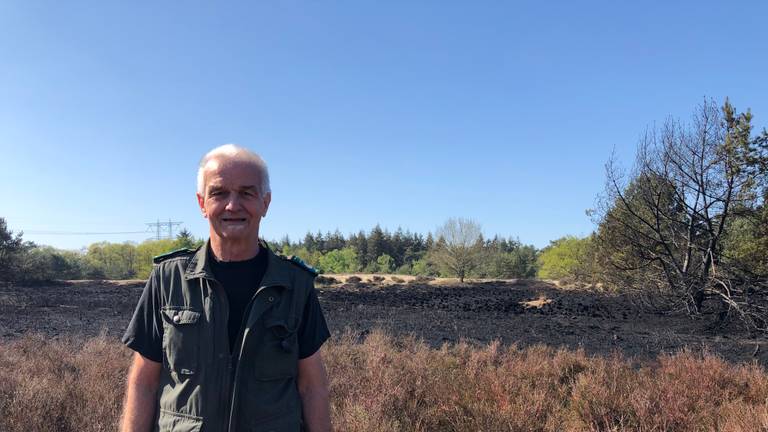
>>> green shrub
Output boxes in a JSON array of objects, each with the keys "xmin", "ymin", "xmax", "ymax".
[{"xmin": 537, "ymin": 236, "xmax": 594, "ymax": 281}]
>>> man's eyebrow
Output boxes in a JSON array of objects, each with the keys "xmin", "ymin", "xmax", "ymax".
[{"xmin": 239, "ymin": 185, "xmax": 259, "ymax": 191}]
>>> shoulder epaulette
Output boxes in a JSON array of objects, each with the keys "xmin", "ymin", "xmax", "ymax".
[
  {"xmin": 281, "ymin": 255, "xmax": 319, "ymax": 276},
  {"xmin": 153, "ymin": 248, "xmax": 195, "ymax": 264}
]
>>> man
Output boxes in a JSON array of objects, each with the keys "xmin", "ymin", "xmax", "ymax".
[{"xmin": 120, "ymin": 144, "xmax": 332, "ymax": 432}]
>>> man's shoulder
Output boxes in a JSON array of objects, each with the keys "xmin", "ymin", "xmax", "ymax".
[
  {"xmin": 153, "ymin": 248, "xmax": 197, "ymax": 264},
  {"xmin": 272, "ymin": 252, "xmax": 319, "ymax": 277}
]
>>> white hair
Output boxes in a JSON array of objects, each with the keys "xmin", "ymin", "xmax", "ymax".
[{"xmin": 197, "ymin": 144, "xmax": 271, "ymax": 195}]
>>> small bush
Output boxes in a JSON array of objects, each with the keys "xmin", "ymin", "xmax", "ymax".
[
  {"xmin": 391, "ymin": 276, "xmax": 405, "ymax": 283},
  {"xmin": 371, "ymin": 275, "xmax": 385, "ymax": 283},
  {"xmin": 346, "ymin": 276, "xmax": 362, "ymax": 284},
  {"xmin": 409, "ymin": 275, "xmax": 434, "ymax": 284},
  {"xmin": 315, "ymin": 275, "xmax": 339, "ymax": 285}
]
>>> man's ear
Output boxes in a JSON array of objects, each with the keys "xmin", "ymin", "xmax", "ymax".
[
  {"xmin": 262, "ymin": 192, "xmax": 272, "ymax": 217},
  {"xmin": 196, "ymin": 193, "xmax": 208, "ymax": 218}
]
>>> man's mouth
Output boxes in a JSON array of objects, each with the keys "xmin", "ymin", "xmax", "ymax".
[{"xmin": 222, "ymin": 217, "xmax": 247, "ymax": 223}]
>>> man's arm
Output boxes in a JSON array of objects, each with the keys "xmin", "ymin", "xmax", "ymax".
[
  {"xmin": 120, "ymin": 352, "xmax": 162, "ymax": 432},
  {"xmin": 297, "ymin": 350, "xmax": 331, "ymax": 432}
]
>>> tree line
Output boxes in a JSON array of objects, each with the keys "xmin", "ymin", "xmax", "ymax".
[
  {"xmin": 0, "ymin": 224, "xmax": 203, "ymax": 282},
  {"xmin": 275, "ymin": 222, "xmax": 537, "ymax": 280},
  {"xmin": 0, "ymin": 219, "xmax": 538, "ymax": 283}
]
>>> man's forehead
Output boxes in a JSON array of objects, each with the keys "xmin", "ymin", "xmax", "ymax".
[
  {"xmin": 203, "ymin": 158, "xmax": 262, "ymax": 181},
  {"xmin": 203, "ymin": 167, "xmax": 262, "ymax": 194},
  {"xmin": 207, "ymin": 182, "xmax": 259, "ymax": 190}
]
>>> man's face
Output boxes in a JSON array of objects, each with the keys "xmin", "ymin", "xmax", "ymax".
[{"xmin": 196, "ymin": 158, "xmax": 271, "ymax": 245}]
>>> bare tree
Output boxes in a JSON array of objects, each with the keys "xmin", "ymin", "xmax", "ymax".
[
  {"xmin": 432, "ymin": 218, "xmax": 484, "ymax": 283},
  {"xmin": 595, "ymin": 99, "xmax": 766, "ymax": 330}
]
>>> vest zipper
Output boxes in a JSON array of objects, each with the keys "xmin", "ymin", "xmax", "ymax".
[
  {"xmin": 227, "ymin": 284, "xmax": 278, "ymax": 432},
  {"xmin": 203, "ymin": 277, "xmax": 233, "ymax": 432}
]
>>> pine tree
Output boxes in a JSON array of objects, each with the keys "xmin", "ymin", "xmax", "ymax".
[
  {"xmin": 366, "ymin": 225, "xmax": 385, "ymax": 266},
  {"xmin": 175, "ymin": 228, "xmax": 197, "ymax": 249}
]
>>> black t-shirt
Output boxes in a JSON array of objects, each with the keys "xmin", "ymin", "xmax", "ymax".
[
  {"xmin": 122, "ymin": 248, "xmax": 330, "ymax": 363},
  {"xmin": 210, "ymin": 249, "xmax": 268, "ymax": 352}
]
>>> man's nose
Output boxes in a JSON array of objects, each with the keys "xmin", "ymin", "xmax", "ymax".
[{"xmin": 224, "ymin": 194, "xmax": 241, "ymax": 211}]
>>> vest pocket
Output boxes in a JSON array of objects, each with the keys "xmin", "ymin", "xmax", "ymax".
[
  {"xmin": 236, "ymin": 378, "xmax": 302, "ymax": 430},
  {"xmin": 161, "ymin": 307, "xmax": 201, "ymax": 376},
  {"xmin": 256, "ymin": 316, "xmax": 299, "ymax": 380},
  {"xmin": 157, "ymin": 408, "xmax": 203, "ymax": 432},
  {"xmin": 242, "ymin": 406, "xmax": 302, "ymax": 431}
]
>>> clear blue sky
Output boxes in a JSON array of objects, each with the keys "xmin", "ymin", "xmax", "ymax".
[{"xmin": 2, "ymin": 1, "xmax": 767, "ymax": 251}]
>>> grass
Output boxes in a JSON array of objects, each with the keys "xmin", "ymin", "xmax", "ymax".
[{"xmin": 0, "ymin": 331, "xmax": 766, "ymax": 431}]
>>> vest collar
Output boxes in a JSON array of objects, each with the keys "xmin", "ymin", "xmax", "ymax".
[{"xmin": 184, "ymin": 239, "xmax": 294, "ymax": 290}]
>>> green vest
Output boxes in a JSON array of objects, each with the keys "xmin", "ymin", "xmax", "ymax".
[{"xmin": 151, "ymin": 241, "xmax": 314, "ymax": 432}]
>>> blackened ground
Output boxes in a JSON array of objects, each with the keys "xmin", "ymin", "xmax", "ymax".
[{"xmin": 0, "ymin": 279, "xmax": 765, "ymax": 365}]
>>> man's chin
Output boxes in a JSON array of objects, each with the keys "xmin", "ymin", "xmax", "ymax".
[{"xmin": 214, "ymin": 227, "xmax": 258, "ymax": 240}]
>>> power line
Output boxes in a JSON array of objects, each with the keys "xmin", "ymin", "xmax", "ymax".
[
  {"xmin": 24, "ymin": 230, "xmax": 148, "ymax": 235},
  {"xmin": 22, "ymin": 218, "xmax": 184, "ymax": 239},
  {"xmin": 145, "ymin": 219, "xmax": 184, "ymax": 240}
]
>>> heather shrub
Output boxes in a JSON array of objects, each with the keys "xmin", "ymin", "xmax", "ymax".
[
  {"xmin": 0, "ymin": 334, "xmax": 130, "ymax": 432},
  {"xmin": 1, "ymin": 331, "xmax": 767, "ymax": 431},
  {"xmin": 371, "ymin": 275, "xmax": 385, "ymax": 283},
  {"xmin": 346, "ymin": 276, "xmax": 362, "ymax": 283},
  {"xmin": 568, "ymin": 349, "xmax": 768, "ymax": 431},
  {"xmin": 324, "ymin": 331, "xmax": 768, "ymax": 431},
  {"xmin": 391, "ymin": 276, "xmax": 405, "ymax": 283}
]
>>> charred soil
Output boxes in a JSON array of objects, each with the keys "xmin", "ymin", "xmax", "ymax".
[{"xmin": 0, "ymin": 278, "xmax": 764, "ymax": 365}]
